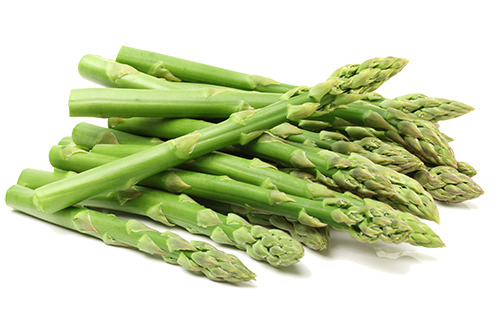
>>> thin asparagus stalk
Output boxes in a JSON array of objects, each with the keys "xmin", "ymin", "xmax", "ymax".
[
  {"xmin": 116, "ymin": 46, "xmax": 408, "ymax": 97},
  {"xmin": 193, "ymin": 197, "xmax": 331, "ymax": 251},
  {"xmin": 361, "ymin": 92, "xmax": 475, "ymax": 122},
  {"xmin": 269, "ymin": 122, "xmax": 425, "ymax": 174},
  {"xmin": 78, "ymin": 54, "xmax": 186, "ymax": 90},
  {"xmin": 68, "ymin": 87, "xmax": 283, "ymax": 119},
  {"xmin": 411, "ymin": 166, "xmax": 484, "ymax": 203},
  {"xmin": 48, "ymin": 144, "xmax": 413, "ymax": 245},
  {"xmin": 18, "ymin": 168, "xmax": 304, "ymax": 267},
  {"xmin": 5, "ymin": 184, "xmax": 256, "ymax": 282},
  {"xmin": 306, "ymin": 100, "xmax": 458, "ymax": 168}
]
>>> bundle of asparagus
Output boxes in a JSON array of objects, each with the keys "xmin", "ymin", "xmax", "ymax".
[{"xmin": 5, "ymin": 46, "xmax": 483, "ymax": 283}]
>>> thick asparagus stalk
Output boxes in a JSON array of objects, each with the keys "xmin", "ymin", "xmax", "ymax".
[
  {"xmin": 361, "ymin": 92, "xmax": 474, "ymax": 122},
  {"xmin": 48, "ymin": 145, "xmax": 413, "ymax": 245},
  {"xmin": 411, "ymin": 166, "xmax": 484, "ymax": 203},
  {"xmin": 18, "ymin": 168, "xmax": 304, "ymax": 267},
  {"xmin": 314, "ymin": 101, "xmax": 458, "ymax": 168},
  {"xmin": 5, "ymin": 184, "xmax": 256, "ymax": 282},
  {"xmin": 115, "ymin": 46, "xmax": 408, "ymax": 98},
  {"xmin": 69, "ymin": 87, "xmax": 283, "ymax": 119},
  {"xmin": 269, "ymin": 122, "xmax": 425, "ymax": 174}
]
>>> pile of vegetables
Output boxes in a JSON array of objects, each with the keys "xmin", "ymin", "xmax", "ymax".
[{"xmin": 5, "ymin": 46, "xmax": 483, "ymax": 283}]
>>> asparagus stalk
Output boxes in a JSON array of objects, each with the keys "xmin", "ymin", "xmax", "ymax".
[
  {"xmin": 48, "ymin": 144, "xmax": 413, "ymax": 245},
  {"xmin": 193, "ymin": 197, "xmax": 331, "ymax": 251},
  {"xmin": 272, "ymin": 138, "xmax": 439, "ymax": 223},
  {"xmin": 307, "ymin": 100, "xmax": 458, "ymax": 168},
  {"xmin": 116, "ymin": 46, "xmax": 408, "ymax": 98},
  {"xmin": 269, "ymin": 122, "xmax": 425, "ymax": 174},
  {"xmin": 31, "ymin": 82, "xmax": 327, "ymax": 213},
  {"xmin": 71, "ymin": 122, "xmax": 163, "ymax": 150},
  {"xmin": 105, "ymin": 118, "xmax": 398, "ymax": 199},
  {"xmin": 105, "ymin": 117, "xmax": 440, "ymax": 222},
  {"xmin": 69, "ymin": 87, "xmax": 283, "ymax": 119},
  {"xmin": 411, "ymin": 166, "xmax": 484, "ymax": 203},
  {"xmin": 88, "ymin": 143, "xmax": 442, "ymax": 247},
  {"xmin": 18, "ymin": 168, "xmax": 304, "ymax": 267},
  {"xmin": 33, "ymin": 55, "xmax": 407, "ymax": 215},
  {"xmin": 78, "ymin": 54, "xmax": 185, "ymax": 90},
  {"xmin": 281, "ymin": 175, "xmax": 444, "ymax": 248},
  {"xmin": 5, "ymin": 184, "xmax": 256, "ymax": 282},
  {"xmin": 361, "ymin": 92, "xmax": 474, "ymax": 122}
]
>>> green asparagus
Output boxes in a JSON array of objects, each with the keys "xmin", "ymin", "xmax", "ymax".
[
  {"xmin": 6, "ymin": 184, "xmax": 256, "ymax": 282},
  {"xmin": 86, "ymin": 142, "xmax": 442, "ymax": 247},
  {"xmin": 105, "ymin": 118, "xmax": 398, "ymax": 199},
  {"xmin": 285, "ymin": 178, "xmax": 444, "ymax": 248},
  {"xmin": 411, "ymin": 166, "xmax": 484, "ymax": 203},
  {"xmin": 306, "ymin": 100, "xmax": 458, "ymax": 168},
  {"xmin": 31, "ymin": 82, "xmax": 328, "ymax": 213},
  {"xmin": 48, "ymin": 144, "xmax": 413, "ymax": 245},
  {"xmin": 361, "ymin": 92, "xmax": 474, "ymax": 122},
  {"xmin": 278, "ymin": 139, "xmax": 439, "ymax": 223},
  {"xmin": 193, "ymin": 197, "xmax": 331, "ymax": 251},
  {"xmin": 269, "ymin": 122, "xmax": 425, "ymax": 174},
  {"xmin": 78, "ymin": 54, "xmax": 185, "ymax": 90},
  {"xmin": 457, "ymin": 161, "xmax": 478, "ymax": 177},
  {"xmin": 18, "ymin": 168, "xmax": 304, "ymax": 267},
  {"xmin": 116, "ymin": 46, "xmax": 408, "ymax": 96},
  {"xmin": 69, "ymin": 87, "xmax": 283, "ymax": 119}
]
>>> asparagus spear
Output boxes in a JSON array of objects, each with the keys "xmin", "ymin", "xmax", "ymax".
[
  {"xmin": 279, "ymin": 174, "xmax": 444, "ymax": 248},
  {"xmin": 69, "ymin": 87, "xmax": 283, "ymax": 119},
  {"xmin": 34, "ymin": 55, "xmax": 407, "ymax": 215},
  {"xmin": 115, "ymin": 46, "xmax": 408, "ymax": 97},
  {"xmin": 88, "ymin": 143, "xmax": 443, "ymax": 247},
  {"xmin": 193, "ymin": 197, "xmax": 331, "ymax": 251},
  {"xmin": 361, "ymin": 92, "xmax": 474, "ymax": 122},
  {"xmin": 5, "ymin": 184, "xmax": 256, "ymax": 282},
  {"xmin": 105, "ymin": 118, "xmax": 398, "ymax": 199},
  {"xmin": 18, "ymin": 168, "xmax": 304, "ymax": 267},
  {"xmin": 105, "ymin": 117, "xmax": 440, "ymax": 222},
  {"xmin": 48, "ymin": 144, "xmax": 413, "ymax": 245},
  {"xmin": 30, "ymin": 82, "xmax": 327, "ymax": 213},
  {"xmin": 269, "ymin": 122, "xmax": 425, "ymax": 174},
  {"xmin": 306, "ymin": 100, "xmax": 458, "ymax": 168},
  {"xmin": 411, "ymin": 166, "xmax": 484, "ymax": 203},
  {"xmin": 78, "ymin": 54, "xmax": 185, "ymax": 90},
  {"xmin": 273, "ymin": 138, "xmax": 440, "ymax": 223}
]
